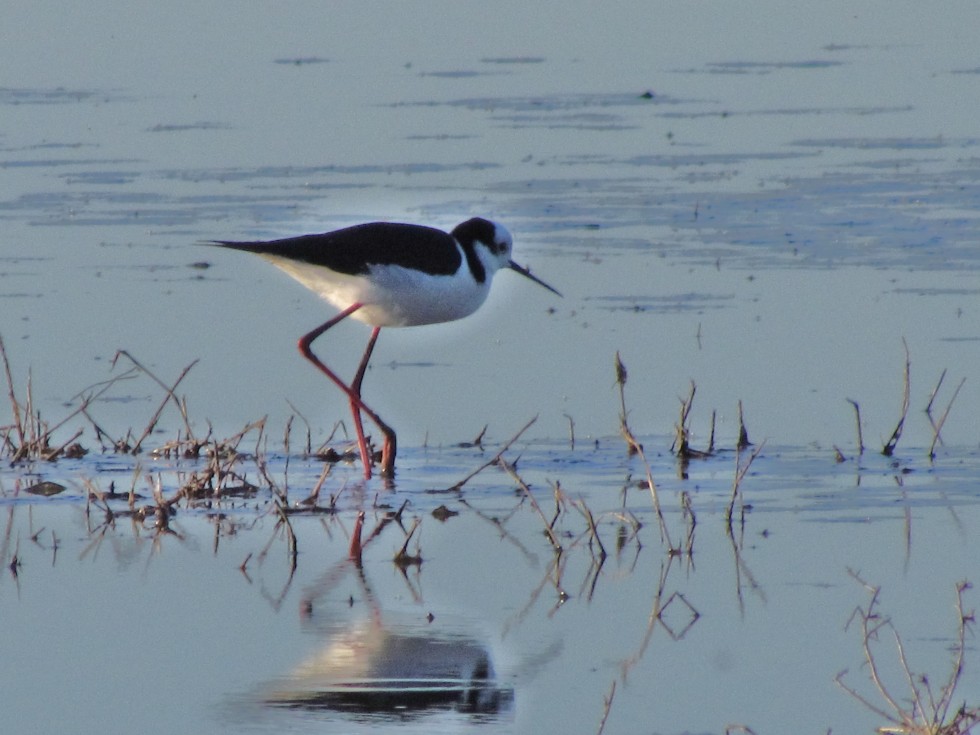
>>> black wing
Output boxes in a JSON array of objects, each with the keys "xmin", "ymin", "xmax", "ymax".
[{"xmin": 211, "ymin": 222, "xmax": 462, "ymax": 277}]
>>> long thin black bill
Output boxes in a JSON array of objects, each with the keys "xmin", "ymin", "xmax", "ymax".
[{"xmin": 508, "ymin": 260, "xmax": 562, "ymax": 297}]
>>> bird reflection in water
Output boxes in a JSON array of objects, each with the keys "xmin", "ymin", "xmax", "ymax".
[{"xmin": 265, "ymin": 513, "xmax": 514, "ymax": 719}]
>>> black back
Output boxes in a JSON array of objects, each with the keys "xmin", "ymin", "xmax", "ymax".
[{"xmin": 213, "ymin": 222, "xmax": 464, "ymax": 277}]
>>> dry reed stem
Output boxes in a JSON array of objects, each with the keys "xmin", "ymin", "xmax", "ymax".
[
  {"xmin": 296, "ymin": 463, "xmax": 332, "ymax": 507},
  {"xmin": 615, "ymin": 352, "xmax": 642, "ymax": 456},
  {"xmin": 549, "ymin": 481, "xmax": 565, "ymax": 530},
  {"xmin": 595, "ymin": 679, "xmax": 616, "ymax": 735},
  {"xmin": 671, "ymin": 380, "xmax": 697, "ymax": 455},
  {"xmin": 736, "ymin": 400, "xmax": 750, "ymax": 449},
  {"xmin": 846, "ymin": 398, "xmax": 865, "ymax": 455},
  {"xmin": 925, "ymin": 367, "xmax": 947, "ymax": 416},
  {"xmin": 282, "ymin": 414, "xmax": 293, "ymax": 455},
  {"xmin": 456, "ymin": 424, "xmax": 487, "ymax": 449},
  {"xmin": 928, "ymin": 376, "xmax": 966, "ymax": 459},
  {"xmin": 111, "ymin": 351, "xmax": 199, "ymax": 453},
  {"xmin": 726, "ymin": 441, "xmax": 765, "ymax": 529},
  {"xmin": 882, "ymin": 339, "xmax": 911, "ymax": 457},
  {"xmin": 614, "ymin": 353, "xmax": 673, "ymax": 549},
  {"xmin": 671, "ymin": 381, "xmax": 718, "ymax": 464},
  {"xmin": 498, "ymin": 458, "xmax": 563, "ymax": 551},
  {"xmin": 393, "ymin": 516, "xmax": 423, "ymax": 567},
  {"xmin": 0, "ymin": 334, "xmax": 96, "ymax": 462},
  {"xmin": 571, "ymin": 497, "xmax": 607, "ymax": 560},
  {"xmin": 284, "ymin": 400, "xmax": 314, "ymax": 455},
  {"xmin": 40, "ymin": 428, "xmax": 84, "ymax": 462},
  {"xmin": 0, "ymin": 334, "xmax": 26, "ymax": 451},
  {"xmin": 837, "ymin": 571, "xmax": 979, "ymax": 735},
  {"xmin": 444, "ymin": 415, "xmax": 538, "ymax": 492},
  {"xmin": 625, "ymin": 429, "xmax": 672, "ymax": 551}
]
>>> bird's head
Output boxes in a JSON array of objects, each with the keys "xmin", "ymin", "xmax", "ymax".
[{"xmin": 452, "ymin": 218, "xmax": 561, "ymax": 296}]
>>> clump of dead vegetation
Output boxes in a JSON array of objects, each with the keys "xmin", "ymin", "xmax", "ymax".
[
  {"xmin": 840, "ymin": 339, "xmax": 966, "ymax": 463},
  {"xmin": 837, "ymin": 571, "xmax": 980, "ymax": 735},
  {"xmin": 1, "ymin": 334, "xmax": 89, "ymax": 462},
  {"xmin": 614, "ymin": 352, "xmax": 763, "ymax": 554}
]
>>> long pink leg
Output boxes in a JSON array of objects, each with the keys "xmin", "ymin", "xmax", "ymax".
[
  {"xmin": 348, "ymin": 326, "xmax": 383, "ymax": 473},
  {"xmin": 297, "ymin": 304, "xmax": 397, "ymax": 478}
]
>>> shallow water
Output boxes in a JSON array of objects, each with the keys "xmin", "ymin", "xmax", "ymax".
[
  {"xmin": 2, "ymin": 440, "xmax": 979, "ymax": 734},
  {"xmin": 3, "ymin": 2, "xmax": 980, "ymax": 733}
]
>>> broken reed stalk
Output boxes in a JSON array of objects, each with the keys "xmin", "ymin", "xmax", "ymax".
[
  {"xmin": 881, "ymin": 338, "xmax": 910, "ymax": 457},
  {"xmin": 1, "ymin": 333, "xmax": 27, "ymax": 452},
  {"xmin": 67, "ymin": 366, "xmax": 143, "ymax": 451},
  {"xmin": 41, "ymin": 428, "xmax": 84, "ymax": 462},
  {"xmin": 285, "ymin": 400, "xmax": 314, "ymax": 455},
  {"xmin": 727, "ymin": 440, "xmax": 765, "ymax": 528},
  {"xmin": 671, "ymin": 381, "xmax": 697, "ymax": 454},
  {"xmin": 549, "ymin": 481, "xmax": 564, "ymax": 530},
  {"xmin": 112, "ymin": 351, "xmax": 199, "ymax": 453},
  {"xmin": 297, "ymin": 463, "xmax": 332, "ymax": 506},
  {"xmin": 736, "ymin": 400, "xmax": 750, "ymax": 449},
  {"xmin": 929, "ymin": 376, "xmax": 966, "ymax": 459},
  {"xmin": 845, "ymin": 398, "xmax": 864, "ymax": 455},
  {"xmin": 671, "ymin": 381, "xmax": 719, "ymax": 462},
  {"xmin": 837, "ymin": 572, "xmax": 979, "ymax": 734},
  {"xmin": 614, "ymin": 352, "xmax": 673, "ymax": 549},
  {"xmin": 393, "ymin": 516, "xmax": 423, "ymax": 566},
  {"xmin": 20, "ymin": 374, "xmax": 125, "ymax": 460},
  {"xmin": 445, "ymin": 415, "xmax": 538, "ymax": 492},
  {"xmin": 707, "ymin": 409, "xmax": 716, "ymax": 453},
  {"xmin": 457, "ymin": 424, "xmax": 488, "ymax": 449},
  {"xmin": 615, "ymin": 357, "xmax": 643, "ymax": 455},
  {"xmin": 282, "ymin": 414, "xmax": 293, "ymax": 455},
  {"xmin": 0, "ymin": 353, "xmax": 51, "ymax": 463},
  {"xmin": 572, "ymin": 497, "xmax": 607, "ymax": 560},
  {"xmin": 925, "ymin": 368, "xmax": 948, "ymax": 415},
  {"xmin": 498, "ymin": 458, "xmax": 563, "ymax": 551},
  {"xmin": 673, "ymin": 387, "xmax": 692, "ymax": 457}
]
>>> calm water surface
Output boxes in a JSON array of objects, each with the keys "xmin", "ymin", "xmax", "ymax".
[
  {"xmin": 2, "ymin": 2, "xmax": 980, "ymax": 733},
  {"xmin": 3, "ymin": 441, "xmax": 979, "ymax": 734}
]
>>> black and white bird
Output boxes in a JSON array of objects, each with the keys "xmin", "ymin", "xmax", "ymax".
[{"xmin": 211, "ymin": 217, "xmax": 560, "ymax": 478}]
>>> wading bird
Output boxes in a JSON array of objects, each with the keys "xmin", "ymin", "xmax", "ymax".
[{"xmin": 212, "ymin": 217, "xmax": 560, "ymax": 478}]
